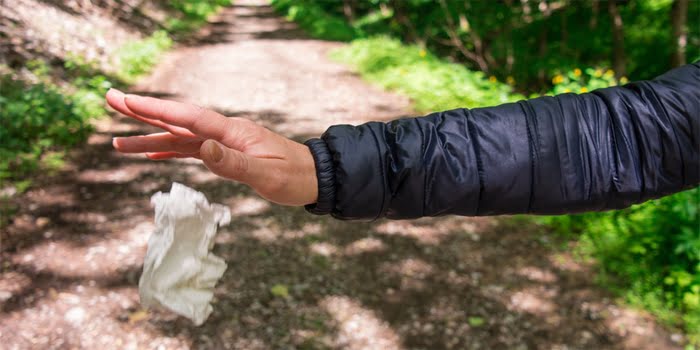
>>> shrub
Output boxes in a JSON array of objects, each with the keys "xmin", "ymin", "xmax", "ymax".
[
  {"xmin": 271, "ymin": 0, "xmax": 359, "ymax": 41},
  {"xmin": 330, "ymin": 36, "xmax": 523, "ymax": 112},
  {"xmin": 166, "ymin": 0, "xmax": 233, "ymax": 34},
  {"xmin": 116, "ymin": 30, "xmax": 173, "ymax": 82},
  {"xmin": 0, "ymin": 75, "xmax": 96, "ymax": 181}
]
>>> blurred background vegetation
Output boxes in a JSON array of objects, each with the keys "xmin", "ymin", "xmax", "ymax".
[
  {"xmin": 0, "ymin": 0, "xmax": 231, "ymax": 185},
  {"xmin": 270, "ymin": 0, "xmax": 699, "ymax": 343},
  {"xmin": 1, "ymin": 0, "xmax": 698, "ymax": 345}
]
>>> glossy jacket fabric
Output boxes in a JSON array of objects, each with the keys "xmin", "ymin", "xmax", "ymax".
[{"xmin": 304, "ymin": 62, "xmax": 700, "ymax": 220}]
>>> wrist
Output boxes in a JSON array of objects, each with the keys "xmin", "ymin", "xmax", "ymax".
[{"xmin": 301, "ymin": 146, "xmax": 319, "ymax": 205}]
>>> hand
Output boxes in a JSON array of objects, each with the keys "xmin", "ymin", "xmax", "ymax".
[{"xmin": 106, "ymin": 88, "xmax": 318, "ymax": 206}]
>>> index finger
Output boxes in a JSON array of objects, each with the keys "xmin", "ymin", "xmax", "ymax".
[
  {"xmin": 123, "ymin": 94, "xmax": 237, "ymax": 141},
  {"xmin": 105, "ymin": 89, "xmax": 195, "ymax": 137}
]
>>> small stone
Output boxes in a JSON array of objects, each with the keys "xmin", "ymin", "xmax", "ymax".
[
  {"xmin": 65, "ymin": 307, "xmax": 85, "ymax": 325},
  {"xmin": 670, "ymin": 333, "xmax": 684, "ymax": 343},
  {"xmin": 35, "ymin": 217, "xmax": 50, "ymax": 228}
]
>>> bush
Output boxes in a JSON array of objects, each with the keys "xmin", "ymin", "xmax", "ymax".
[
  {"xmin": 116, "ymin": 30, "xmax": 173, "ymax": 82},
  {"xmin": 330, "ymin": 36, "xmax": 523, "ymax": 112},
  {"xmin": 0, "ymin": 75, "xmax": 96, "ymax": 181},
  {"xmin": 165, "ymin": 0, "xmax": 232, "ymax": 34},
  {"xmin": 548, "ymin": 67, "xmax": 623, "ymax": 95},
  {"xmin": 271, "ymin": 0, "xmax": 359, "ymax": 41}
]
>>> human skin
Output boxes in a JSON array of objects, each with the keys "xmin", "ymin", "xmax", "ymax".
[{"xmin": 106, "ymin": 88, "xmax": 318, "ymax": 206}]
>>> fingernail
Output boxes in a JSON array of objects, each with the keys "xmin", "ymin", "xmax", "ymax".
[
  {"xmin": 206, "ymin": 141, "xmax": 223, "ymax": 163},
  {"xmin": 112, "ymin": 137, "xmax": 120, "ymax": 148}
]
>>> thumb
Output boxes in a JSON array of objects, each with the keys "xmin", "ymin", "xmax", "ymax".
[{"xmin": 200, "ymin": 139, "xmax": 256, "ymax": 184}]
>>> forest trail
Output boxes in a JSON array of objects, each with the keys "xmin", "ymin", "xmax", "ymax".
[{"xmin": 0, "ymin": 1, "xmax": 682, "ymax": 349}]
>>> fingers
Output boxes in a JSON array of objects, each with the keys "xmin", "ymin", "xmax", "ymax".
[
  {"xmin": 106, "ymin": 89, "xmax": 196, "ymax": 137},
  {"xmin": 123, "ymin": 94, "xmax": 247, "ymax": 142},
  {"xmin": 113, "ymin": 132, "xmax": 203, "ymax": 154},
  {"xmin": 146, "ymin": 152, "xmax": 201, "ymax": 160}
]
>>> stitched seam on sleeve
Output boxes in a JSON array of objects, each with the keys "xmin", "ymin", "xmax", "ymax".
[
  {"xmin": 368, "ymin": 124, "xmax": 388, "ymax": 220},
  {"xmin": 641, "ymin": 80, "xmax": 687, "ymax": 187},
  {"xmin": 518, "ymin": 101, "xmax": 537, "ymax": 213},
  {"xmin": 464, "ymin": 108, "xmax": 484, "ymax": 215},
  {"xmin": 592, "ymin": 90, "xmax": 621, "ymax": 210},
  {"xmin": 414, "ymin": 117, "xmax": 427, "ymax": 217}
]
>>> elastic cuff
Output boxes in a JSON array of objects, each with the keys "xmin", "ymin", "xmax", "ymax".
[{"xmin": 304, "ymin": 138, "xmax": 336, "ymax": 215}]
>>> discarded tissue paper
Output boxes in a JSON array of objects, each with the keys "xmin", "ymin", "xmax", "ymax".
[{"xmin": 139, "ymin": 182, "xmax": 230, "ymax": 325}]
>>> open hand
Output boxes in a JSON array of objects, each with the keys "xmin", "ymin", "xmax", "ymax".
[{"xmin": 106, "ymin": 89, "xmax": 318, "ymax": 206}]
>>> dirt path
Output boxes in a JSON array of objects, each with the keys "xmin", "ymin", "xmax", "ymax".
[{"xmin": 0, "ymin": 1, "xmax": 684, "ymax": 349}]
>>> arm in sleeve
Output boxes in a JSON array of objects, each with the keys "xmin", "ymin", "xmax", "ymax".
[{"xmin": 304, "ymin": 62, "xmax": 700, "ymax": 220}]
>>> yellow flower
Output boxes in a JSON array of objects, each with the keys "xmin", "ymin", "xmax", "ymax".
[
  {"xmin": 594, "ymin": 69, "xmax": 603, "ymax": 77},
  {"xmin": 573, "ymin": 68, "xmax": 582, "ymax": 77},
  {"xmin": 419, "ymin": 49, "xmax": 427, "ymax": 58},
  {"xmin": 489, "ymin": 76, "xmax": 497, "ymax": 83},
  {"xmin": 620, "ymin": 76, "xmax": 629, "ymax": 84},
  {"xmin": 552, "ymin": 74, "xmax": 564, "ymax": 84},
  {"xmin": 580, "ymin": 87, "xmax": 588, "ymax": 93},
  {"xmin": 604, "ymin": 69, "xmax": 614, "ymax": 78},
  {"xmin": 563, "ymin": 88, "xmax": 571, "ymax": 93},
  {"xmin": 506, "ymin": 76, "xmax": 515, "ymax": 85}
]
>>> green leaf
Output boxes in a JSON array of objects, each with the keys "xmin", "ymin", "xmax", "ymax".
[{"xmin": 270, "ymin": 284, "xmax": 290, "ymax": 298}]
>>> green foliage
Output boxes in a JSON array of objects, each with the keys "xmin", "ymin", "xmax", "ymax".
[
  {"xmin": 270, "ymin": 283, "xmax": 290, "ymax": 298},
  {"xmin": 116, "ymin": 30, "xmax": 172, "ymax": 83},
  {"xmin": 0, "ymin": 74, "xmax": 96, "ymax": 182},
  {"xmin": 331, "ymin": 37, "xmax": 523, "ymax": 112},
  {"xmin": 543, "ymin": 188, "xmax": 700, "ymax": 343},
  {"xmin": 467, "ymin": 316, "xmax": 485, "ymax": 327},
  {"xmin": 165, "ymin": 0, "xmax": 232, "ymax": 34},
  {"xmin": 1, "ymin": 0, "xmax": 232, "ymax": 188},
  {"xmin": 548, "ymin": 67, "xmax": 622, "ymax": 95},
  {"xmin": 271, "ymin": 0, "xmax": 359, "ymax": 41},
  {"xmin": 276, "ymin": 0, "xmax": 700, "ymax": 89}
]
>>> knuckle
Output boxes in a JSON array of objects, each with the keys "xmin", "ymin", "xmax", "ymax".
[
  {"xmin": 189, "ymin": 105, "xmax": 209, "ymax": 131},
  {"xmin": 223, "ymin": 118, "xmax": 264, "ymax": 150}
]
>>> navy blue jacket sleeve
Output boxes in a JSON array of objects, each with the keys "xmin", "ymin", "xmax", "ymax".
[{"xmin": 304, "ymin": 62, "xmax": 700, "ymax": 220}]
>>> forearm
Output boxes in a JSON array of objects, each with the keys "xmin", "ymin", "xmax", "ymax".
[{"xmin": 306, "ymin": 62, "xmax": 700, "ymax": 220}]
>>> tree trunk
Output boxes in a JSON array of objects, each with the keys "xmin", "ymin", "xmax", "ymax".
[
  {"xmin": 343, "ymin": 0, "xmax": 355, "ymax": 22},
  {"xmin": 538, "ymin": 27, "xmax": 548, "ymax": 87},
  {"xmin": 671, "ymin": 0, "xmax": 689, "ymax": 67},
  {"xmin": 590, "ymin": 0, "xmax": 599, "ymax": 29},
  {"xmin": 608, "ymin": 0, "xmax": 626, "ymax": 79},
  {"xmin": 560, "ymin": 8, "xmax": 568, "ymax": 55},
  {"xmin": 389, "ymin": 0, "xmax": 418, "ymax": 42}
]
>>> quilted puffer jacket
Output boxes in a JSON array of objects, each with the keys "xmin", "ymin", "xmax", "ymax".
[{"xmin": 304, "ymin": 62, "xmax": 700, "ymax": 220}]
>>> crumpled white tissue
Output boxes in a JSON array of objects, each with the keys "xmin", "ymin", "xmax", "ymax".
[{"xmin": 139, "ymin": 182, "xmax": 230, "ymax": 326}]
